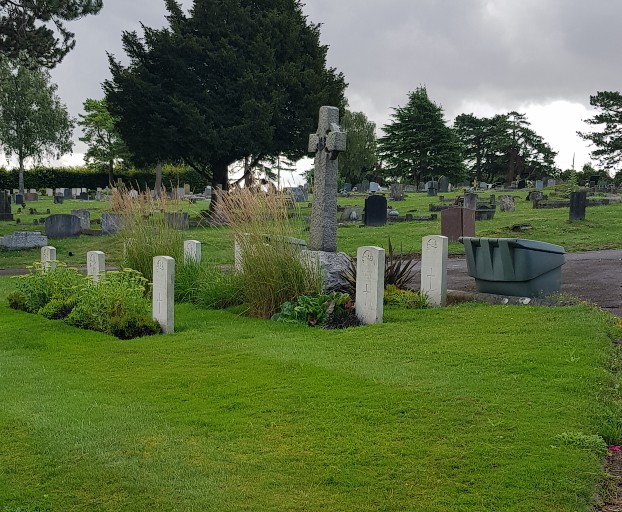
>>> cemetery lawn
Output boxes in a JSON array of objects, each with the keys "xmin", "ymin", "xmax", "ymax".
[{"xmin": 1, "ymin": 277, "xmax": 620, "ymax": 511}]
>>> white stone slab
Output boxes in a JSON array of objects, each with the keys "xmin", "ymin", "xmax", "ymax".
[
  {"xmin": 152, "ymin": 256, "xmax": 175, "ymax": 334},
  {"xmin": 355, "ymin": 246, "xmax": 385, "ymax": 324},
  {"xmin": 183, "ymin": 240, "xmax": 202, "ymax": 263},
  {"xmin": 41, "ymin": 245, "xmax": 56, "ymax": 272},
  {"xmin": 420, "ymin": 235, "xmax": 448, "ymax": 307},
  {"xmin": 87, "ymin": 251, "xmax": 105, "ymax": 281}
]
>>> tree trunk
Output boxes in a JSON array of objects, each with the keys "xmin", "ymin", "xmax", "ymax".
[
  {"xmin": 108, "ymin": 159, "xmax": 114, "ymax": 186},
  {"xmin": 18, "ymin": 157, "xmax": 24, "ymax": 195},
  {"xmin": 155, "ymin": 161, "xmax": 162, "ymax": 196},
  {"xmin": 208, "ymin": 161, "xmax": 230, "ymax": 222}
]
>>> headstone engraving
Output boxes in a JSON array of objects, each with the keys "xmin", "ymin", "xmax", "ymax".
[
  {"xmin": 87, "ymin": 251, "xmax": 105, "ymax": 281},
  {"xmin": 152, "ymin": 256, "xmax": 175, "ymax": 334},
  {"xmin": 308, "ymin": 106, "xmax": 346, "ymax": 252},
  {"xmin": 364, "ymin": 195, "xmax": 387, "ymax": 227},
  {"xmin": 355, "ymin": 246, "xmax": 385, "ymax": 324},
  {"xmin": 183, "ymin": 240, "xmax": 202, "ymax": 263},
  {"xmin": 420, "ymin": 235, "xmax": 448, "ymax": 307},
  {"xmin": 41, "ymin": 245, "xmax": 56, "ymax": 272}
]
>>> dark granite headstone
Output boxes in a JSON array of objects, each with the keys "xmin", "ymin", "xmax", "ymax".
[
  {"xmin": 441, "ymin": 207, "xmax": 475, "ymax": 242},
  {"xmin": 63, "ymin": 188, "xmax": 72, "ymax": 198},
  {"xmin": 0, "ymin": 191, "xmax": 13, "ymax": 221},
  {"xmin": 44, "ymin": 214, "xmax": 82, "ymax": 238},
  {"xmin": 79, "ymin": 192, "xmax": 89, "ymax": 200},
  {"xmin": 364, "ymin": 195, "xmax": 387, "ymax": 227},
  {"xmin": 517, "ymin": 179, "xmax": 526, "ymax": 189},
  {"xmin": 569, "ymin": 191, "xmax": 587, "ymax": 221},
  {"xmin": 14, "ymin": 193, "xmax": 24, "ymax": 206},
  {"xmin": 53, "ymin": 195, "xmax": 64, "ymax": 204}
]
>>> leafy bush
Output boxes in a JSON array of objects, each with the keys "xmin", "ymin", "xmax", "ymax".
[
  {"xmin": 384, "ymin": 285, "xmax": 428, "ymax": 309},
  {"xmin": 39, "ymin": 298, "xmax": 75, "ymax": 320},
  {"xmin": 108, "ymin": 315, "xmax": 161, "ymax": 340},
  {"xmin": 7, "ymin": 291, "xmax": 26, "ymax": 311},
  {"xmin": 272, "ymin": 292, "xmax": 352, "ymax": 326}
]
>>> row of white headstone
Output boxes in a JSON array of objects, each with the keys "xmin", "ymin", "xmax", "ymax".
[{"xmin": 38, "ymin": 235, "xmax": 449, "ymax": 333}]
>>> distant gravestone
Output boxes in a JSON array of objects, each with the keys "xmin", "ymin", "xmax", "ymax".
[
  {"xmin": 438, "ymin": 176, "xmax": 449, "ymax": 193},
  {"xmin": 355, "ymin": 246, "xmax": 385, "ymax": 324},
  {"xmin": 164, "ymin": 212, "xmax": 189, "ymax": 230},
  {"xmin": 517, "ymin": 179, "xmax": 526, "ymax": 189},
  {"xmin": 535, "ymin": 180, "xmax": 544, "ymax": 189},
  {"xmin": 63, "ymin": 188, "xmax": 72, "ymax": 198},
  {"xmin": 14, "ymin": 193, "xmax": 24, "ymax": 206},
  {"xmin": 361, "ymin": 179, "xmax": 370, "ymax": 193},
  {"xmin": 53, "ymin": 195, "xmax": 64, "ymax": 204},
  {"xmin": 440, "ymin": 208, "xmax": 475, "ymax": 242},
  {"xmin": 183, "ymin": 240, "xmax": 202, "ymax": 263},
  {"xmin": 547, "ymin": 179, "xmax": 556, "ymax": 187},
  {"xmin": 41, "ymin": 245, "xmax": 56, "ymax": 271},
  {"xmin": 71, "ymin": 209, "xmax": 90, "ymax": 230},
  {"xmin": 0, "ymin": 191, "xmax": 13, "ymax": 221},
  {"xmin": 369, "ymin": 181, "xmax": 379, "ymax": 193},
  {"xmin": 46, "ymin": 188, "xmax": 54, "ymax": 196},
  {"xmin": 87, "ymin": 251, "xmax": 105, "ymax": 281},
  {"xmin": 364, "ymin": 194, "xmax": 387, "ymax": 227},
  {"xmin": 463, "ymin": 192, "xmax": 477, "ymax": 210},
  {"xmin": 0, "ymin": 231, "xmax": 47, "ymax": 249},
  {"xmin": 78, "ymin": 192, "xmax": 89, "ymax": 200},
  {"xmin": 420, "ymin": 235, "xmax": 448, "ymax": 307},
  {"xmin": 499, "ymin": 195, "xmax": 515, "ymax": 212},
  {"xmin": 44, "ymin": 214, "xmax": 81, "ymax": 238},
  {"xmin": 389, "ymin": 183, "xmax": 405, "ymax": 201},
  {"xmin": 101, "ymin": 212, "xmax": 124, "ymax": 234},
  {"xmin": 343, "ymin": 183, "xmax": 352, "ymax": 193},
  {"xmin": 308, "ymin": 106, "xmax": 346, "ymax": 252},
  {"xmin": 24, "ymin": 192, "xmax": 38, "ymax": 201},
  {"xmin": 569, "ymin": 191, "xmax": 587, "ymax": 221},
  {"xmin": 184, "ymin": 183, "xmax": 191, "ymax": 195},
  {"xmin": 152, "ymin": 256, "xmax": 175, "ymax": 334}
]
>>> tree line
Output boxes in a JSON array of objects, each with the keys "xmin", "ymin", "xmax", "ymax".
[{"xmin": 0, "ymin": 0, "xmax": 622, "ymax": 195}]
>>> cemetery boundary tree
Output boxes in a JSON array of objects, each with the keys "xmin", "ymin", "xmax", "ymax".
[{"xmin": 579, "ymin": 91, "xmax": 622, "ymax": 172}]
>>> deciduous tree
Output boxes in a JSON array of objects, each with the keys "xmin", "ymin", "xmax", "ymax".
[
  {"xmin": 579, "ymin": 91, "xmax": 622, "ymax": 172},
  {"xmin": 0, "ymin": 57, "xmax": 73, "ymax": 193},
  {"xmin": 338, "ymin": 109, "xmax": 377, "ymax": 184}
]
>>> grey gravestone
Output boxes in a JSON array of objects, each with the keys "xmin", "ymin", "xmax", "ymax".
[
  {"xmin": 0, "ymin": 191, "xmax": 13, "ymax": 221},
  {"xmin": 308, "ymin": 106, "xmax": 346, "ymax": 252},
  {"xmin": 79, "ymin": 192, "xmax": 89, "ymax": 200},
  {"xmin": 44, "ymin": 214, "xmax": 81, "ymax": 238},
  {"xmin": 547, "ymin": 179, "xmax": 556, "ymax": 187},
  {"xmin": 438, "ymin": 176, "xmax": 449, "ymax": 193},
  {"xmin": 164, "ymin": 212, "xmax": 189, "ymax": 230},
  {"xmin": 418, "ymin": 182, "xmax": 425, "ymax": 192},
  {"xmin": 289, "ymin": 186, "xmax": 308, "ymax": 202},
  {"xmin": 389, "ymin": 183, "xmax": 404, "ymax": 201},
  {"xmin": 369, "ymin": 181, "xmax": 379, "ymax": 193},
  {"xmin": 499, "ymin": 195, "xmax": 515, "ymax": 212},
  {"xmin": 479, "ymin": 182, "xmax": 488, "ymax": 190},
  {"xmin": 427, "ymin": 186, "xmax": 437, "ymax": 197},
  {"xmin": 95, "ymin": 190, "xmax": 102, "ymax": 201},
  {"xmin": 364, "ymin": 194, "xmax": 387, "ymax": 227},
  {"xmin": 71, "ymin": 209, "xmax": 91, "ymax": 230},
  {"xmin": 0, "ymin": 231, "xmax": 48, "ymax": 249},
  {"xmin": 53, "ymin": 195, "xmax": 64, "ymax": 204},
  {"xmin": 343, "ymin": 183, "xmax": 352, "ymax": 193},
  {"xmin": 63, "ymin": 188, "xmax": 72, "ymax": 198},
  {"xmin": 463, "ymin": 192, "xmax": 477, "ymax": 210},
  {"xmin": 14, "ymin": 193, "xmax": 24, "ymax": 205},
  {"xmin": 101, "ymin": 212, "xmax": 124, "ymax": 234},
  {"xmin": 361, "ymin": 179, "xmax": 370, "ymax": 193},
  {"xmin": 535, "ymin": 180, "xmax": 544, "ymax": 189}
]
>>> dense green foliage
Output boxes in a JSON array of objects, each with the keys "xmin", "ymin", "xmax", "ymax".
[
  {"xmin": 339, "ymin": 109, "xmax": 378, "ymax": 184},
  {"xmin": 105, "ymin": 0, "xmax": 346, "ymax": 194},
  {"xmin": 271, "ymin": 291, "xmax": 352, "ymax": 326},
  {"xmin": 0, "ymin": 0, "xmax": 103, "ymax": 67},
  {"xmin": 0, "ymin": 57, "xmax": 74, "ymax": 193},
  {"xmin": 378, "ymin": 86, "xmax": 464, "ymax": 185},
  {"xmin": 454, "ymin": 111, "xmax": 558, "ymax": 185},
  {"xmin": 78, "ymin": 98, "xmax": 131, "ymax": 184},
  {"xmin": 579, "ymin": 91, "xmax": 622, "ymax": 172}
]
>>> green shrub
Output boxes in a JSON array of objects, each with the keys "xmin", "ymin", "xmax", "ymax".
[
  {"xmin": 7, "ymin": 291, "xmax": 26, "ymax": 311},
  {"xmin": 108, "ymin": 315, "xmax": 161, "ymax": 340},
  {"xmin": 38, "ymin": 298, "xmax": 75, "ymax": 320},
  {"xmin": 272, "ymin": 292, "xmax": 352, "ymax": 326},
  {"xmin": 384, "ymin": 285, "xmax": 428, "ymax": 309},
  {"xmin": 13, "ymin": 263, "xmax": 83, "ymax": 313}
]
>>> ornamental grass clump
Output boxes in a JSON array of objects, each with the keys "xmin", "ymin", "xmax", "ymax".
[
  {"xmin": 110, "ymin": 185, "xmax": 183, "ymax": 280},
  {"xmin": 215, "ymin": 188, "xmax": 323, "ymax": 319}
]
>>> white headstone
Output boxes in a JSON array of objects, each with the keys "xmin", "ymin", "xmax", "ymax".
[
  {"xmin": 87, "ymin": 250, "xmax": 105, "ymax": 281},
  {"xmin": 152, "ymin": 256, "xmax": 175, "ymax": 334},
  {"xmin": 183, "ymin": 240, "xmax": 202, "ymax": 263},
  {"xmin": 369, "ymin": 181, "xmax": 379, "ymax": 193},
  {"xmin": 420, "ymin": 235, "xmax": 448, "ymax": 307},
  {"xmin": 41, "ymin": 245, "xmax": 56, "ymax": 272},
  {"xmin": 355, "ymin": 246, "xmax": 385, "ymax": 324},
  {"xmin": 46, "ymin": 188, "xmax": 54, "ymax": 196}
]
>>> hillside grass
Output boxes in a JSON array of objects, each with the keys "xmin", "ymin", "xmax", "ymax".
[{"xmin": 0, "ymin": 275, "xmax": 620, "ymax": 511}]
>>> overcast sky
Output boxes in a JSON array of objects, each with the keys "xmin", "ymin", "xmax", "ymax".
[{"xmin": 46, "ymin": 0, "xmax": 622, "ymax": 173}]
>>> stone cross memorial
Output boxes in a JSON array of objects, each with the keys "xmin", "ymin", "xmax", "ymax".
[
  {"xmin": 152, "ymin": 256, "xmax": 175, "ymax": 334},
  {"xmin": 308, "ymin": 106, "xmax": 346, "ymax": 252},
  {"xmin": 87, "ymin": 251, "xmax": 105, "ymax": 281},
  {"xmin": 355, "ymin": 246, "xmax": 385, "ymax": 324},
  {"xmin": 420, "ymin": 235, "xmax": 448, "ymax": 307},
  {"xmin": 184, "ymin": 240, "xmax": 202, "ymax": 263},
  {"xmin": 41, "ymin": 246, "xmax": 56, "ymax": 272}
]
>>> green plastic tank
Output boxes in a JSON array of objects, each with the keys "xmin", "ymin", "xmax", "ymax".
[{"xmin": 459, "ymin": 237, "xmax": 565, "ymax": 297}]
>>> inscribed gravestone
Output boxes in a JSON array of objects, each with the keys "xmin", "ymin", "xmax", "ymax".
[
  {"xmin": 420, "ymin": 235, "xmax": 448, "ymax": 307},
  {"xmin": 364, "ymin": 194, "xmax": 387, "ymax": 227},
  {"xmin": 438, "ymin": 176, "xmax": 449, "ymax": 193},
  {"xmin": 14, "ymin": 193, "xmax": 24, "ymax": 205},
  {"xmin": 463, "ymin": 192, "xmax": 477, "ymax": 210},
  {"xmin": 184, "ymin": 240, "xmax": 202, "ymax": 263},
  {"xmin": 153, "ymin": 256, "xmax": 175, "ymax": 334},
  {"xmin": 87, "ymin": 251, "xmax": 105, "ymax": 281},
  {"xmin": 0, "ymin": 231, "xmax": 47, "ymax": 249},
  {"xmin": 440, "ymin": 208, "xmax": 475, "ymax": 242},
  {"xmin": 41, "ymin": 245, "xmax": 56, "ymax": 271},
  {"xmin": 308, "ymin": 106, "xmax": 346, "ymax": 252},
  {"xmin": 355, "ymin": 246, "xmax": 385, "ymax": 324},
  {"xmin": 535, "ymin": 180, "xmax": 544, "ymax": 189},
  {"xmin": 71, "ymin": 209, "xmax": 90, "ymax": 230}
]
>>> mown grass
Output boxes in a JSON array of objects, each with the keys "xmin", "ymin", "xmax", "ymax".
[
  {"xmin": 0, "ymin": 276, "xmax": 620, "ymax": 511},
  {"xmin": 2, "ymin": 187, "xmax": 622, "ymax": 270}
]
